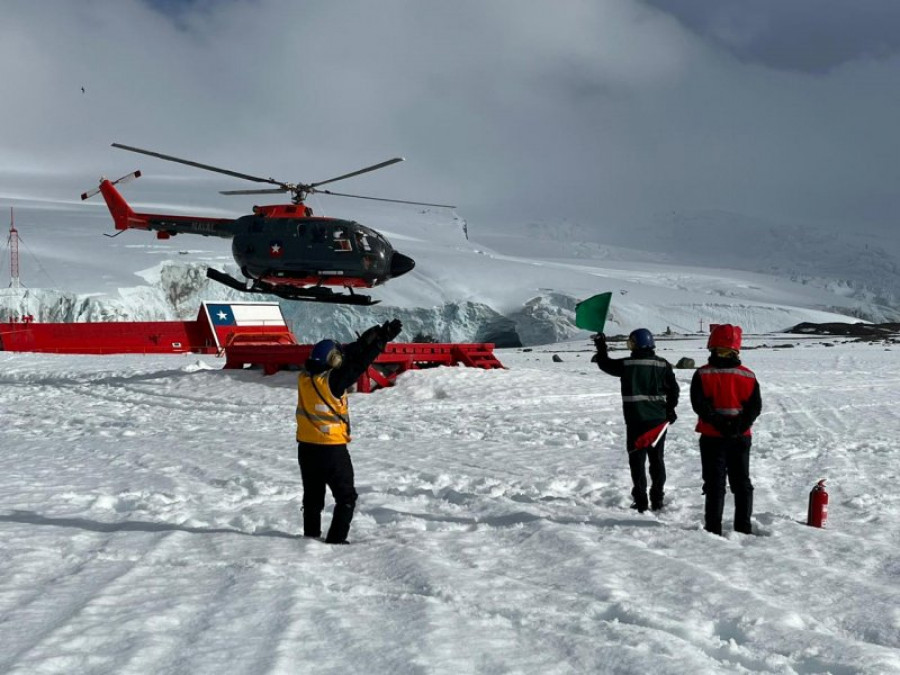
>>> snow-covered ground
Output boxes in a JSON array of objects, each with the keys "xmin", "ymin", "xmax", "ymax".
[{"xmin": 2, "ymin": 335, "xmax": 898, "ymax": 674}]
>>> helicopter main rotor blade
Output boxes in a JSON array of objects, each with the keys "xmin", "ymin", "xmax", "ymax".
[
  {"xmin": 112, "ymin": 143, "xmax": 289, "ymax": 189},
  {"xmin": 219, "ymin": 188, "xmax": 290, "ymax": 196},
  {"xmin": 316, "ymin": 188, "xmax": 456, "ymax": 209},
  {"xmin": 309, "ymin": 157, "xmax": 405, "ymax": 189}
]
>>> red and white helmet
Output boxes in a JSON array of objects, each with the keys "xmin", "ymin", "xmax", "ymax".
[{"xmin": 708, "ymin": 324, "xmax": 742, "ymax": 351}]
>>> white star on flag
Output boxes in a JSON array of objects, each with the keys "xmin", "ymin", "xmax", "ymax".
[{"xmin": 217, "ymin": 311, "xmax": 229, "ymax": 321}]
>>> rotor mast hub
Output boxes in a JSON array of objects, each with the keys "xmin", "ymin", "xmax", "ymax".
[{"xmin": 252, "ymin": 203, "xmax": 314, "ymax": 218}]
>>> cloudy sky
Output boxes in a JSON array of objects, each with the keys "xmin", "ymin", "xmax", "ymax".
[{"xmin": 1, "ymin": 0, "xmax": 899, "ymax": 238}]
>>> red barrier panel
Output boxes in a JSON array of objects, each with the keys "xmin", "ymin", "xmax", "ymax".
[
  {"xmin": 0, "ymin": 302, "xmax": 294, "ymax": 355},
  {"xmin": 0, "ymin": 302, "xmax": 503, "ymax": 394},
  {"xmin": 0, "ymin": 320, "xmax": 215, "ymax": 354},
  {"xmin": 223, "ymin": 341, "xmax": 504, "ymax": 391}
]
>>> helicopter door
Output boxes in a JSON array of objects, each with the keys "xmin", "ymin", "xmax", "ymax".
[{"xmin": 304, "ymin": 222, "xmax": 341, "ymax": 268}]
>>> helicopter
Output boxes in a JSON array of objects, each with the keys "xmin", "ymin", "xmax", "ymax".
[{"xmin": 81, "ymin": 143, "xmax": 454, "ymax": 305}]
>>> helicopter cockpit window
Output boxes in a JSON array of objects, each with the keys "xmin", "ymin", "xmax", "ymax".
[
  {"xmin": 332, "ymin": 229, "xmax": 353, "ymax": 252},
  {"xmin": 355, "ymin": 232, "xmax": 372, "ymax": 252}
]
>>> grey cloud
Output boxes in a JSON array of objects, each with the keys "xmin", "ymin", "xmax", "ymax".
[
  {"xmin": 642, "ymin": 0, "xmax": 900, "ymax": 73},
  {"xmin": 1, "ymin": 0, "xmax": 899, "ymax": 246}
]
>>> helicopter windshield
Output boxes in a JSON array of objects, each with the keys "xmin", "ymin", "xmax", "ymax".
[{"xmin": 356, "ymin": 223, "xmax": 389, "ymax": 245}]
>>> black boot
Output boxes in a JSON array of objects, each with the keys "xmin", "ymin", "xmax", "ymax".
[
  {"xmin": 704, "ymin": 490, "xmax": 725, "ymax": 536},
  {"xmin": 630, "ymin": 486, "xmax": 648, "ymax": 513},
  {"xmin": 303, "ymin": 508, "xmax": 322, "ymax": 538},
  {"xmin": 325, "ymin": 503, "xmax": 355, "ymax": 544},
  {"xmin": 734, "ymin": 488, "xmax": 754, "ymax": 534}
]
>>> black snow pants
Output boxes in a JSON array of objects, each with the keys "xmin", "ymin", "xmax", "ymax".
[
  {"xmin": 298, "ymin": 442, "xmax": 358, "ymax": 543},
  {"xmin": 626, "ymin": 424, "xmax": 667, "ymax": 510},
  {"xmin": 699, "ymin": 435, "xmax": 754, "ymax": 535}
]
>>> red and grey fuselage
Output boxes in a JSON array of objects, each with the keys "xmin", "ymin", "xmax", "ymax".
[{"xmin": 95, "ymin": 177, "xmax": 414, "ymax": 291}]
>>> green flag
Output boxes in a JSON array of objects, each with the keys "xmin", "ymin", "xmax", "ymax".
[{"xmin": 575, "ymin": 292, "xmax": 612, "ymax": 333}]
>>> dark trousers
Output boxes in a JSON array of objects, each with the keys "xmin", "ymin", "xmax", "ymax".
[
  {"xmin": 700, "ymin": 435, "xmax": 754, "ymax": 535},
  {"xmin": 298, "ymin": 442, "xmax": 358, "ymax": 543},
  {"xmin": 626, "ymin": 425, "xmax": 667, "ymax": 508}
]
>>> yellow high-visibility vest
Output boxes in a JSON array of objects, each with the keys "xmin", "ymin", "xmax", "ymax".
[{"xmin": 296, "ymin": 371, "xmax": 351, "ymax": 444}]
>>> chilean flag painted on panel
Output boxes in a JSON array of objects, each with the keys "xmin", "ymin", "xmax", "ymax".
[
  {"xmin": 208, "ymin": 305, "xmax": 237, "ymax": 327},
  {"xmin": 269, "ymin": 241, "xmax": 284, "ymax": 257},
  {"xmin": 203, "ymin": 302, "xmax": 291, "ymax": 349}
]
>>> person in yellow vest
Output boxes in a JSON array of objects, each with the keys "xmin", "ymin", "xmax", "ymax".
[{"xmin": 296, "ymin": 319, "xmax": 402, "ymax": 544}]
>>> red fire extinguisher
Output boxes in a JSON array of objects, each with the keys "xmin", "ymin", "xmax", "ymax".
[{"xmin": 807, "ymin": 479, "xmax": 828, "ymax": 528}]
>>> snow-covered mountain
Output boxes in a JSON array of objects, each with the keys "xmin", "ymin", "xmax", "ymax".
[
  {"xmin": 476, "ymin": 209, "xmax": 900, "ymax": 320},
  {"xmin": 2, "ymin": 200, "xmax": 897, "ymax": 346}
]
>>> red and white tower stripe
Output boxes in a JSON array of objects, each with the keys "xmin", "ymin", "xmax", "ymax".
[{"xmin": 8, "ymin": 207, "xmax": 20, "ymax": 290}]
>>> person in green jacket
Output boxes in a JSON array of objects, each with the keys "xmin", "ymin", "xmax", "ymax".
[{"xmin": 593, "ymin": 329, "xmax": 680, "ymax": 512}]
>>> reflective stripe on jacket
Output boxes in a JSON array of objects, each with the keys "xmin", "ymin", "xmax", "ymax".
[
  {"xmin": 621, "ymin": 356, "xmax": 670, "ymax": 424},
  {"xmin": 296, "ymin": 371, "xmax": 351, "ymax": 444},
  {"xmin": 694, "ymin": 365, "xmax": 757, "ymax": 437}
]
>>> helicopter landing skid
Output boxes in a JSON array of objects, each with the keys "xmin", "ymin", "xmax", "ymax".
[{"xmin": 205, "ymin": 268, "xmax": 380, "ymax": 306}]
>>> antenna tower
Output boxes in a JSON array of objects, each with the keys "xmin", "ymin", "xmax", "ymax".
[{"xmin": 8, "ymin": 207, "xmax": 20, "ymax": 289}]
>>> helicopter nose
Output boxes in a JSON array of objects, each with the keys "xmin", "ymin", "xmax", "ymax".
[{"xmin": 389, "ymin": 252, "xmax": 415, "ymax": 278}]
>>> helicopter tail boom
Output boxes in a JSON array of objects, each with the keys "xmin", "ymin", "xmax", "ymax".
[{"xmin": 86, "ymin": 173, "xmax": 236, "ymax": 239}]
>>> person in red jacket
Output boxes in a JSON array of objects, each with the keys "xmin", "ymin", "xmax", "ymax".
[{"xmin": 690, "ymin": 324, "xmax": 762, "ymax": 535}]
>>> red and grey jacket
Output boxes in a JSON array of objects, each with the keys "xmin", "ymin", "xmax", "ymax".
[{"xmin": 690, "ymin": 354, "xmax": 761, "ymax": 437}]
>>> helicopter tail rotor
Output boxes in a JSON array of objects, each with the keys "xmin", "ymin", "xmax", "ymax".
[{"xmin": 80, "ymin": 170, "xmax": 142, "ymax": 201}]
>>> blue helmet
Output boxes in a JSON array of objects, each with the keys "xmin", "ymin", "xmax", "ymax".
[
  {"xmin": 628, "ymin": 328, "xmax": 655, "ymax": 350},
  {"xmin": 309, "ymin": 339, "xmax": 343, "ymax": 368}
]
